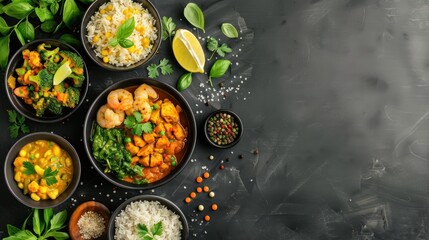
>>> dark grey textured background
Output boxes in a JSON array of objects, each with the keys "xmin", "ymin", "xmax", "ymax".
[{"xmin": 2, "ymin": 0, "xmax": 429, "ymax": 239}]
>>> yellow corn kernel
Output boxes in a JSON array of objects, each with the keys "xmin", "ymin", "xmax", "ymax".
[
  {"xmin": 93, "ymin": 35, "xmax": 100, "ymax": 43},
  {"xmin": 47, "ymin": 189, "xmax": 59, "ymax": 200},
  {"xmin": 38, "ymin": 186, "xmax": 47, "ymax": 194},
  {"xmin": 142, "ymin": 38, "xmax": 150, "ymax": 48},
  {"xmin": 100, "ymin": 9, "xmax": 106, "ymax": 14},
  {"xmin": 28, "ymin": 181, "xmax": 39, "ymax": 193},
  {"xmin": 35, "ymin": 153, "xmax": 40, "ymax": 159},
  {"xmin": 19, "ymin": 150, "xmax": 26, "ymax": 157},
  {"xmin": 44, "ymin": 149, "xmax": 52, "ymax": 157},
  {"xmin": 103, "ymin": 57, "xmax": 109, "ymax": 63},
  {"xmin": 106, "ymin": 15, "xmax": 112, "ymax": 21},
  {"xmin": 14, "ymin": 172, "xmax": 22, "ymax": 182},
  {"xmin": 34, "ymin": 165, "xmax": 44, "ymax": 176},
  {"xmin": 43, "ymin": 91, "xmax": 49, "ymax": 98},
  {"xmin": 127, "ymin": 45, "xmax": 136, "ymax": 53},
  {"xmin": 101, "ymin": 49, "xmax": 109, "ymax": 56},
  {"xmin": 136, "ymin": 49, "xmax": 142, "ymax": 55},
  {"xmin": 31, "ymin": 193, "xmax": 40, "ymax": 201},
  {"xmin": 39, "ymin": 193, "xmax": 47, "ymax": 200},
  {"xmin": 105, "ymin": 32, "xmax": 112, "ymax": 38},
  {"xmin": 18, "ymin": 183, "xmax": 24, "ymax": 189},
  {"xmin": 65, "ymin": 158, "xmax": 72, "ymax": 167},
  {"xmin": 123, "ymin": 9, "xmax": 129, "ymax": 15},
  {"xmin": 107, "ymin": 4, "xmax": 113, "ymax": 11},
  {"xmin": 52, "ymin": 145, "xmax": 61, "ymax": 157}
]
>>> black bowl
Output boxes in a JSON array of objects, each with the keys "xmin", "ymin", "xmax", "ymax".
[
  {"xmin": 81, "ymin": 0, "xmax": 162, "ymax": 71},
  {"xmin": 204, "ymin": 109, "xmax": 243, "ymax": 148},
  {"xmin": 5, "ymin": 39, "xmax": 89, "ymax": 123},
  {"xmin": 108, "ymin": 195, "xmax": 189, "ymax": 240},
  {"xmin": 4, "ymin": 132, "xmax": 81, "ymax": 209},
  {"xmin": 83, "ymin": 78, "xmax": 196, "ymax": 189}
]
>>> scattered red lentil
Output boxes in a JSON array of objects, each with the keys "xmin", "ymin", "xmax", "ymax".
[
  {"xmin": 203, "ymin": 172, "xmax": 210, "ymax": 179},
  {"xmin": 196, "ymin": 176, "xmax": 203, "ymax": 183},
  {"xmin": 204, "ymin": 215, "xmax": 211, "ymax": 222},
  {"xmin": 211, "ymin": 203, "xmax": 218, "ymax": 211},
  {"xmin": 196, "ymin": 187, "xmax": 202, "ymax": 193},
  {"xmin": 185, "ymin": 197, "xmax": 191, "ymax": 203},
  {"xmin": 203, "ymin": 186, "xmax": 209, "ymax": 192},
  {"xmin": 190, "ymin": 192, "xmax": 196, "ymax": 199}
]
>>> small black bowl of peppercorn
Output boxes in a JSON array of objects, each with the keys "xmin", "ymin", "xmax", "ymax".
[{"xmin": 204, "ymin": 109, "xmax": 243, "ymax": 148}]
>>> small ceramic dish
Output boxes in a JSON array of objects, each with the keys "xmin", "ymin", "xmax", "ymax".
[
  {"xmin": 69, "ymin": 201, "xmax": 110, "ymax": 240},
  {"xmin": 204, "ymin": 109, "xmax": 243, "ymax": 148}
]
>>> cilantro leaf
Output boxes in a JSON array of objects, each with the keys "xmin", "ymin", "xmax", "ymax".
[
  {"xmin": 132, "ymin": 124, "xmax": 143, "ymax": 136},
  {"xmin": 7, "ymin": 110, "xmax": 30, "ymax": 138},
  {"xmin": 141, "ymin": 122, "xmax": 153, "ymax": 134},
  {"xmin": 137, "ymin": 224, "xmax": 149, "ymax": 237},
  {"xmin": 147, "ymin": 58, "xmax": 173, "ymax": 78},
  {"xmin": 23, "ymin": 162, "xmax": 37, "ymax": 175},
  {"xmin": 133, "ymin": 111, "xmax": 142, "ymax": 123},
  {"xmin": 206, "ymin": 37, "xmax": 232, "ymax": 60},
  {"xmin": 151, "ymin": 221, "xmax": 163, "ymax": 236},
  {"xmin": 124, "ymin": 115, "xmax": 136, "ymax": 129},
  {"xmin": 9, "ymin": 124, "xmax": 19, "ymax": 138},
  {"xmin": 7, "ymin": 110, "xmax": 17, "ymax": 123},
  {"xmin": 20, "ymin": 124, "xmax": 30, "ymax": 134},
  {"xmin": 161, "ymin": 16, "xmax": 176, "ymax": 41},
  {"xmin": 43, "ymin": 168, "xmax": 58, "ymax": 186},
  {"xmin": 217, "ymin": 43, "xmax": 232, "ymax": 57},
  {"xmin": 207, "ymin": 37, "xmax": 218, "ymax": 52}
]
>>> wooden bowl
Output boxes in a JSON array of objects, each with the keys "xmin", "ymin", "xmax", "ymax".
[{"xmin": 69, "ymin": 201, "xmax": 110, "ymax": 240}]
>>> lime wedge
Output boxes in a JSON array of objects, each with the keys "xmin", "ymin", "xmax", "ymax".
[
  {"xmin": 172, "ymin": 29, "xmax": 205, "ymax": 73},
  {"xmin": 53, "ymin": 61, "xmax": 72, "ymax": 85}
]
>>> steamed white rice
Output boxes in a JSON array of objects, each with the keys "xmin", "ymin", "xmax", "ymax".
[
  {"xmin": 86, "ymin": 0, "xmax": 157, "ymax": 66},
  {"xmin": 114, "ymin": 200, "xmax": 183, "ymax": 240}
]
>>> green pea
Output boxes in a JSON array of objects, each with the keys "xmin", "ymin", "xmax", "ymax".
[
  {"xmin": 124, "ymin": 137, "xmax": 132, "ymax": 143},
  {"xmin": 171, "ymin": 160, "xmax": 177, "ymax": 167}
]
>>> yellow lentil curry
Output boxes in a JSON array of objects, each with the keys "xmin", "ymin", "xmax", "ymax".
[{"xmin": 13, "ymin": 140, "xmax": 73, "ymax": 201}]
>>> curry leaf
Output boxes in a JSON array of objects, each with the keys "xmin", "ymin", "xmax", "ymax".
[
  {"xmin": 177, "ymin": 72, "xmax": 192, "ymax": 91},
  {"xmin": 17, "ymin": 20, "xmax": 35, "ymax": 43},
  {"xmin": 221, "ymin": 23, "xmax": 239, "ymax": 38},
  {"xmin": 184, "ymin": 3, "xmax": 205, "ymax": 32},
  {"xmin": 62, "ymin": 0, "xmax": 81, "ymax": 29},
  {"xmin": 208, "ymin": 59, "xmax": 231, "ymax": 87},
  {"xmin": 3, "ymin": 2, "xmax": 34, "ymax": 19}
]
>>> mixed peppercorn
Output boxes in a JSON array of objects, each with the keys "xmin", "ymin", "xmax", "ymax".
[{"xmin": 206, "ymin": 112, "xmax": 240, "ymax": 146}]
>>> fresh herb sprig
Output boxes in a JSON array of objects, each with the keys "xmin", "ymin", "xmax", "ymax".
[
  {"xmin": 23, "ymin": 162, "xmax": 59, "ymax": 186},
  {"xmin": 209, "ymin": 59, "xmax": 231, "ymax": 87},
  {"xmin": 109, "ymin": 17, "xmax": 135, "ymax": 48},
  {"xmin": 124, "ymin": 112, "xmax": 153, "ymax": 136},
  {"xmin": 5, "ymin": 208, "xmax": 69, "ymax": 240},
  {"xmin": 137, "ymin": 221, "xmax": 163, "ymax": 240},
  {"xmin": 147, "ymin": 58, "xmax": 173, "ymax": 78},
  {"xmin": 161, "ymin": 16, "xmax": 176, "ymax": 41},
  {"xmin": 8, "ymin": 110, "xmax": 30, "ymax": 138},
  {"xmin": 207, "ymin": 37, "xmax": 232, "ymax": 60},
  {"xmin": 221, "ymin": 23, "xmax": 239, "ymax": 38},
  {"xmin": 0, "ymin": 0, "xmax": 83, "ymax": 69},
  {"xmin": 177, "ymin": 72, "xmax": 192, "ymax": 91}
]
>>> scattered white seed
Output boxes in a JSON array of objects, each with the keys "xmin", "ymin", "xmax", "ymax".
[
  {"xmin": 209, "ymin": 192, "xmax": 215, "ymax": 198},
  {"xmin": 198, "ymin": 205, "xmax": 204, "ymax": 211}
]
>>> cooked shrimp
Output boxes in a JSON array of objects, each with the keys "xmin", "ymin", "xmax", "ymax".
[
  {"xmin": 107, "ymin": 89, "xmax": 133, "ymax": 111},
  {"xmin": 135, "ymin": 84, "xmax": 158, "ymax": 100},
  {"xmin": 133, "ymin": 100, "xmax": 152, "ymax": 122},
  {"xmin": 96, "ymin": 104, "xmax": 125, "ymax": 129}
]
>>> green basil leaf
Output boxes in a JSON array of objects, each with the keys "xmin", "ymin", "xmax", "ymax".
[
  {"xmin": 17, "ymin": 20, "xmax": 34, "ymax": 42},
  {"xmin": 35, "ymin": 7, "xmax": 53, "ymax": 22},
  {"xmin": 3, "ymin": 2, "xmax": 34, "ymax": 19},
  {"xmin": 109, "ymin": 37, "xmax": 118, "ymax": 47},
  {"xmin": 184, "ymin": 3, "xmax": 205, "ymax": 32},
  {"xmin": 7, "ymin": 224, "xmax": 20, "ymax": 236},
  {"xmin": 0, "ymin": 16, "xmax": 11, "ymax": 35},
  {"xmin": 221, "ymin": 23, "xmax": 238, "ymax": 38},
  {"xmin": 116, "ymin": 17, "xmax": 135, "ymax": 39},
  {"xmin": 43, "ymin": 231, "xmax": 69, "ymax": 239},
  {"xmin": 43, "ymin": 208, "xmax": 53, "ymax": 230},
  {"xmin": 0, "ymin": 4, "xmax": 4, "ymax": 16},
  {"xmin": 41, "ymin": 20, "xmax": 57, "ymax": 33},
  {"xmin": 49, "ymin": 1, "xmax": 59, "ymax": 15},
  {"xmin": 14, "ymin": 28, "xmax": 25, "ymax": 45},
  {"xmin": 177, "ymin": 72, "xmax": 192, "ymax": 91},
  {"xmin": 49, "ymin": 210, "xmax": 67, "ymax": 231},
  {"xmin": 60, "ymin": 33, "xmax": 81, "ymax": 48},
  {"xmin": 118, "ymin": 38, "xmax": 134, "ymax": 48},
  {"xmin": 33, "ymin": 209, "xmax": 42, "ymax": 235},
  {"xmin": 209, "ymin": 59, "xmax": 231, "ymax": 78},
  {"xmin": 62, "ymin": 0, "xmax": 81, "ymax": 29}
]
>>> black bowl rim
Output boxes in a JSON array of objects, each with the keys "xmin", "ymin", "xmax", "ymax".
[
  {"xmin": 80, "ymin": 0, "xmax": 162, "ymax": 71},
  {"xmin": 4, "ymin": 39, "xmax": 90, "ymax": 123},
  {"xmin": 4, "ymin": 132, "xmax": 82, "ymax": 209},
  {"xmin": 204, "ymin": 109, "xmax": 243, "ymax": 148},
  {"xmin": 83, "ymin": 78, "xmax": 197, "ymax": 190},
  {"xmin": 107, "ymin": 195, "xmax": 189, "ymax": 240}
]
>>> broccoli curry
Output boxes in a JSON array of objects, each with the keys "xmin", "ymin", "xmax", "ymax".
[
  {"xmin": 7, "ymin": 43, "xmax": 85, "ymax": 117},
  {"xmin": 91, "ymin": 84, "xmax": 189, "ymax": 184},
  {"xmin": 13, "ymin": 140, "xmax": 73, "ymax": 201}
]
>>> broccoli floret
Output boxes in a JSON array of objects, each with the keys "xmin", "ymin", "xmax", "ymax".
[
  {"xmin": 64, "ymin": 87, "xmax": 80, "ymax": 108},
  {"xmin": 67, "ymin": 73, "xmax": 85, "ymax": 87},
  {"xmin": 29, "ymin": 69, "xmax": 53, "ymax": 91},
  {"xmin": 60, "ymin": 50, "xmax": 84, "ymax": 69},
  {"xmin": 46, "ymin": 97, "xmax": 63, "ymax": 115},
  {"xmin": 37, "ymin": 43, "xmax": 60, "ymax": 61},
  {"xmin": 53, "ymin": 82, "xmax": 66, "ymax": 93},
  {"xmin": 44, "ymin": 60, "xmax": 60, "ymax": 74},
  {"xmin": 33, "ymin": 98, "xmax": 47, "ymax": 117}
]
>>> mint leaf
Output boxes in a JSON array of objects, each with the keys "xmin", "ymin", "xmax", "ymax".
[{"xmin": 23, "ymin": 162, "xmax": 36, "ymax": 175}]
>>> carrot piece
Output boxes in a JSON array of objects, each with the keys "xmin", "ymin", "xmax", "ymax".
[
  {"xmin": 203, "ymin": 172, "xmax": 210, "ymax": 179},
  {"xmin": 190, "ymin": 192, "xmax": 196, "ymax": 199},
  {"xmin": 122, "ymin": 176, "xmax": 134, "ymax": 183},
  {"xmin": 204, "ymin": 215, "xmax": 210, "ymax": 222},
  {"xmin": 203, "ymin": 186, "xmax": 209, "ymax": 192},
  {"xmin": 185, "ymin": 197, "xmax": 191, "ymax": 203},
  {"xmin": 211, "ymin": 203, "xmax": 218, "ymax": 211},
  {"xmin": 196, "ymin": 187, "xmax": 202, "ymax": 193},
  {"xmin": 196, "ymin": 176, "xmax": 203, "ymax": 183}
]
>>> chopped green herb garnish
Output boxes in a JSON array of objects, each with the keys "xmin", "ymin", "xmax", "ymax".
[{"xmin": 23, "ymin": 161, "xmax": 36, "ymax": 175}]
